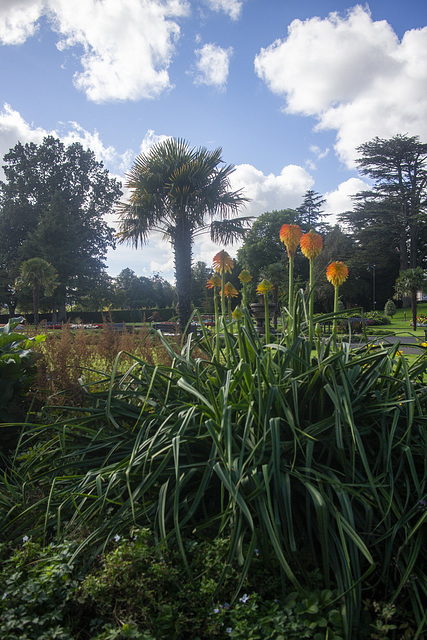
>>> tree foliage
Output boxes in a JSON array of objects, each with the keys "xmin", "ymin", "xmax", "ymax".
[
  {"xmin": 296, "ymin": 189, "xmax": 326, "ymax": 231},
  {"xmin": 113, "ymin": 268, "xmax": 175, "ymax": 310},
  {"xmin": 15, "ymin": 258, "xmax": 58, "ymax": 325},
  {"xmin": 353, "ymin": 134, "xmax": 427, "ymax": 270},
  {"xmin": 237, "ymin": 209, "xmax": 306, "ymax": 302},
  {"xmin": 0, "ymin": 136, "xmax": 122, "ymax": 320},
  {"xmin": 394, "ymin": 267, "xmax": 427, "ymax": 330}
]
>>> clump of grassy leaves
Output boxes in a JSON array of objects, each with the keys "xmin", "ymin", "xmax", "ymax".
[{"xmin": 0, "ymin": 297, "xmax": 426, "ymax": 639}]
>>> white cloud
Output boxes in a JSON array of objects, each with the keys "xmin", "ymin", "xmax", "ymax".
[
  {"xmin": 52, "ymin": 0, "xmax": 190, "ymax": 102},
  {"xmin": 254, "ymin": 5, "xmax": 427, "ymax": 167},
  {"xmin": 139, "ymin": 129, "xmax": 171, "ymax": 156},
  {"xmin": 194, "ymin": 43, "xmax": 232, "ymax": 88},
  {"xmin": 323, "ymin": 177, "xmax": 369, "ymax": 222},
  {"xmin": 106, "ymin": 232, "xmax": 174, "ymax": 279},
  {"xmin": 0, "ymin": 104, "xmax": 48, "ymax": 170},
  {"xmin": 0, "ymin": 0, "xmax": 44, "ymax": 45},
  {"xmin": 204, "ymin": 0, "xmax": 244, "ymax": 21},
  {"xmin": 310, "ymin": 145, "xmax": 329, "ymax": 160},
  {"xmin": 0, "ymin": 0, "xmax": 190, "ymax": 102},
  {"xmin": 231, "ymin": 163, "xmax": 313, "ymax": 217},
  {"xmin": 0, "ymin": 103, "xmax": 133, "ymax": 182}
]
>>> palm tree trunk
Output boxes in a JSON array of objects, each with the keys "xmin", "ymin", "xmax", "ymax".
[
  {"xmin": 174, "ymin": 222, "xmax": 193, "ymax": 333},
  {"xmin": 33, "ymin": 282, "xmax": 40, "ymax": 325}
]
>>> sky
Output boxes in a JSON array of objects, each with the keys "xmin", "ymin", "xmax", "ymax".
[{"xmin": 0, "ymin": 0, "xmax": 426, "ymax": 283}]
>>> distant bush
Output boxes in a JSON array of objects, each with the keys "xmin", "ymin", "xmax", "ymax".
[
  {"xmin": 384, "ymin": 299, "xmax": 397, "ymax": 317},
  {"xmin": 365, "ymin": 311, "xmax": 391, "ymax": 325}
]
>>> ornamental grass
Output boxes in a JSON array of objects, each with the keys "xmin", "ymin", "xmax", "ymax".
[{"xmin": 1, "ymin": 295, "xmax": 426, "ymax": 639}]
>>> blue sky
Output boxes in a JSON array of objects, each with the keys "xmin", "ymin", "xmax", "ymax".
[{"xmin": 0, "ymin": 0, "xmax": 426, "ymax": 283}]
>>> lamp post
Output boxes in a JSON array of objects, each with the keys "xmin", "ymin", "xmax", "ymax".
[{"xmin": 372, "ymin": 263, "xmax": 376, "ymax": 310}]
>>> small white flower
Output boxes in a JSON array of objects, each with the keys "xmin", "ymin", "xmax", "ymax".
[
  {"xmin": 213, "ymin": 608, "xmax": 220, "ymax": 614},
  {"xmin": 114, "ymin": 534, "xmax": 121, "ymax": 542},
  {"xmin": 226, "ymin": 628, "xmax": 232, "ymax": 634},
  {"xmin": 22, "ymin": 535, "xmax": 29, "ymax": 543},
  {"xmin": 239, "ymin": 593, "xmax": 249, "ymax": 603},
  {"xmin": 2, "ymin": 592, "xmax": 6, "ymax": 600}
]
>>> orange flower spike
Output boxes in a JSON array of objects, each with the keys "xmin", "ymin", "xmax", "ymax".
[
  {"xmin": 326, "ymin": 261, "xmax": 349, "ymax": 288},
  {"xmin": 213, "ymin": 250, "xmax": 234, "ymax": 274},
  {"xmin": 300, "ymin": 229, "xmax": 323, "ymax": 260},
  {"xmin": 206, "ymin": 274, "xmax": 221, "ymax": 289},
  {"xmin": 238, "ymin": 269, "xmax": 252, "ymax": 284},
  {"xmin": 224, "ymin": 282, "xmax": 239, "ymax": 298},
  {"xmin": 279, "ymin": 224, "xmax": 303, "ymax": 258}
]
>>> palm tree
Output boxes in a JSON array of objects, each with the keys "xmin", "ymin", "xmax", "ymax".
[
  {"xmin": 117, "ymin": 138, "xmax": 249, "ymax": 332},
  {"xmin": 394, "ymin": 267, "xmax": 427, "ymax": 331},
  {"xmin": 16, "ymin": 258, "xmax": 58, "ymax": 325}
]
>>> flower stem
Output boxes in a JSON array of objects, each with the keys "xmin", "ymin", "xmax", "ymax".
[
  {"xmin": 333, "ymin": 285, "xmax": 339, "ymax": 339},
  {"xmin": 264, "ymin": 294, "xmax": 271, "ymax": 345},
  {"xmin": 288, "ymin": 256, "xmax": 294, "ymax": 334},
  {"xmin": 308, "ymin": 259, "xmax": 314, "ymax": 343}
]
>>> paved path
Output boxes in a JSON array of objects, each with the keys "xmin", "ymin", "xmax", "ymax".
[{"xmin": 349, "ymin": 335, "xmax": 426, "ymax": 355}]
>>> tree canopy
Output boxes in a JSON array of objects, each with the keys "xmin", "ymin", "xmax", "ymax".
[
  {"xmin": 352, "ymin": 134, "xmax": 427, "ymax": 270},
  {"xmin": 15, "ymin": 258, "xmax": 58, "ymax": 325},
  {"xmin": 0, "ymin": 136, "xmax": 122, "ymax": 320}
]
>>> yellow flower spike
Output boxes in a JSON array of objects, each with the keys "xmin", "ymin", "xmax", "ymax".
[
  {"xmin": 279, "ymin": 224, "xmax": 303, "ymax": 259},
  {"xmin": 206, "ymin": 274, "xmax": 221, "ymax": 289},
  {"xmin": 256, "ymin": 279, "xmax": 273, "ymax": 295},
  {"xmin": 238, "ymin": 269, "xmax": 252, "ymax": 284},
  {"xmin": 232, "ymin": 307, "xmax": 243, "ymax": 321},
  {"xmin": 212, "ymin": 250, "xmax": 234, "ymax": 274},
  {"xmin": 300, "ymin": 229, "xmax": 323, "ymax": 260},
  {"xmin": 326, "ymin": 261, "xmax": 349, "ymax": 288},
  {"xmin": 224, "ymin": 282, "xmax": 239, "ymax": 298}
]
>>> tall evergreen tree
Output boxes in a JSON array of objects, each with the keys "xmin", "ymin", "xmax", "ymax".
[
  {"xmin": 354, "ymin": 134, "xmax": 427, "ymax": 270},
  {"xmin": 296, "ymin": 190, "xmax": 326, "ymax": 230}
]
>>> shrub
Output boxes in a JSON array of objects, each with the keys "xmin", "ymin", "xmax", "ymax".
[
  {"xmin": 384, "ymin": 299, "xmax": 397, "ymax": 317},
  {"xmin": 364, "ymin": 311, "xmax": 391, "ymax": 325},
  {"xmin": 0, "ymin": 317, "xmax": 45, "ymax": 455}
]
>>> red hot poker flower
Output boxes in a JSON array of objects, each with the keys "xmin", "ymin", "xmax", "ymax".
[
  {"xmin": 300, "ymin": 229, "xmax": 323, "ymax": 260},
  {"xmin": 213, "ymin": 250, "xmax": 234, "ymax": 274},
  {"xmin": 326, "ymin": 261, "xmax": 349, "ymax": 288},
  {"xmin": 279, "ymin": 224, "xmax": 303, "ymax": 259},
  {"xmin": 206, "ymin": 274, "xmax": 221, "ymax": 289},
  {"xmin": 224, "ymin": 282, "xmax": 239, "ymax": 298}
]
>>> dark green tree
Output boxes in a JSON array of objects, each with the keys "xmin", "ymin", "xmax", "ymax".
[
  {"xmin": 354, "ymin": 134, "xmax": 427, "ymax": 270},
  {"xmin": 296, "ymin": 190, "xmax": 326, "ymax": 231},
  {"xmin": 191, "ymin": 261, "xmax": 213, "ymax": 312},
  {"xmin": 0, "ymin": 136, "xmax": 122, "ymax": 320},
  {"xmin": 394, "ymin": 267, "xmax": 427, "ymax": 330},
  {"xmin": 339, "ymin": 196, "xmax": 401, "ymax": 309},
  {"xmin": 117, "ymin": 138, "xmax": 249, "ymax": 332},
  {"xmin": 237, "ymin": 209, "xmax": 306, "ymax": 303},
  {"xmin": 113, "ymin": 269, "xmax": 175, "ymax": 311},
  {"xmin": 313, "ymin": 226, "xmax": 361, "ymax": 311},
  {"xmin": 15, "ymin": 258, "xmax": 58, "ymax": 325}
]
